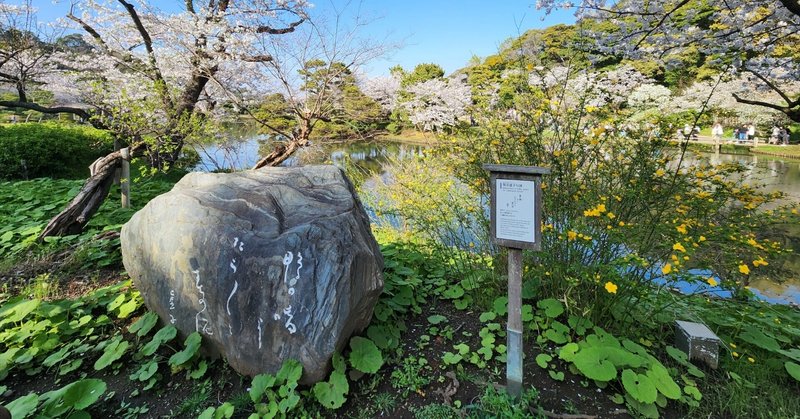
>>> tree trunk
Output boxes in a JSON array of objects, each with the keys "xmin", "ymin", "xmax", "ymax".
[
  {"xmin": 252, "ymin": 138, "xmax": 310, "ymax": 169},
  {"xmin": 39, "ymin": 144, "xmax": 144, "ymax": 240}
]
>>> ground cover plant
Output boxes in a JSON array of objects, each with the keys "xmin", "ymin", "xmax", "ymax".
[{"xmin": 0, "ymin": 123, "xmax": 114, "ymax": 180}]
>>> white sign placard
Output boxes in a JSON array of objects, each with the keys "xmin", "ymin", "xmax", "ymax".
[{"xmin": 496, "ymin": 179, "xmax": 536, "ymax": 243}]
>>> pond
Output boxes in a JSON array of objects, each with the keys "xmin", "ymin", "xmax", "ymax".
[{"xmin": 194, "ymin": 137, "xmax": 800, "ymax": 305}]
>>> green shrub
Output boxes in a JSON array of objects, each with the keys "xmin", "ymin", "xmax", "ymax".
[{"xmin": 0, "ymin": 122, "xmax": 114, "ymax": 180}]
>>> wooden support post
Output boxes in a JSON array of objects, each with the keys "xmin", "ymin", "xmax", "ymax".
[
  {"xmin": 507, "ymin": 248, "xmax": 523, "ymax": 398},
  {"xmin": 113, "ymin": 139, "xmax": 121, "ymax": 185},
  {"xmin": 121, "ymin": 147, "xmax": 130, "ymax": 209}
]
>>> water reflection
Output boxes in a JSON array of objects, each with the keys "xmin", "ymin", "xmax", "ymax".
[{"xmin": 195, "ymin": 138, "xmax": 800, "ymax": 304}]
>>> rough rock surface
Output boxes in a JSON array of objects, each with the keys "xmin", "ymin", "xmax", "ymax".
[{"xmin": 121, "ymin": 165, "xmax": 384, "ymax": 384}]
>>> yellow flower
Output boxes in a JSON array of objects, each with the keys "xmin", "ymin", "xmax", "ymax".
[
  {"xmin": 673, "ymin": 243, "xmax": 686, "ymax": 253},
  {"xmin": 676, "ymin": 224, "xmax": 688, "ymax": 234},
  {"xmin": 655, "ymin": 169, "xmax": 665, "ymax": 177},
  {"xmin": 662, "ymin": 263, "xmax": 672, "ymax": 275},
  {"xmin": 698, "ymin": 236, "xmax": 706, "ymax": 242},
  {"xmin": 748, "ymin": 357, "xmax": 755, "ymax": 363},
  {"xmin": 753, "ymin": 257, "xmax": 768, "ymax": 267},
  {"xmin": 732, "ymin": 352, "xmax": 739, "ymax": 357},
  {"xmin": 730, "ymin": 343, "xmax": 737, "ymax": 349},
  {"xmin": 607, "ymin": 212, "xmax": 616, "ymax": 219},
  {"xmin": 571, "ymin": 159, "xmax": 578, "ymax": 168},
  {"xmin": 739, "ymin": 264, "xmax": 750, "ymax": 275},
  {"xmin": 707, "ymin": 277, "xmax": 718, "ymax": 287},
  {"xmin": 604, "ymin": 281, "xmax": 618, "ymax": 294},
  {"xmin": 618, "ymin": 221, "xmax": 625, "ymax": 227},
  {"xmin": 567, "ymin": 231, "xmax": 577, "ymax": 241}
]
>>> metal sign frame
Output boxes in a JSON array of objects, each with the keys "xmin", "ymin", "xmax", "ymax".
[
  {"xmin": 483, "ymin": 163, "xmax": 549, "ymax": 398},
  {"xmin": 485, "ymin": 164, "xmax": 549, "ymax": 250}
]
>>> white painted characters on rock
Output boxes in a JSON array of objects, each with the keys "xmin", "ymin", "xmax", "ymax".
[
  {"xmin": 227, "ymin": 237, "xmax": 245, "ymax": 336},
  {"xmin": 192, "ymin": 268, "xmax": 213, "ymax": 336},
  {"xmin": 276, "ymin": 250, "xmax": 303, "ymax": 335},
  {"xmin": 168, "ymin": 289, "xmax": 177, "ymax": 324}
]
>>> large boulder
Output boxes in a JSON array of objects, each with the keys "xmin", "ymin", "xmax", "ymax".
[{"xmin": 121, "ymin": 165, "xmax": 383, "ymax": 384}]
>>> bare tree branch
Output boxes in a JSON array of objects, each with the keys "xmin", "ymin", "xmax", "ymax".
[
  {"xmin": 255, "ymin": 18, "xmax": 305, "ymax": 34},
  {"xmin": 0, "ymin": 100, "xmax": 90, "ymax": 119}
]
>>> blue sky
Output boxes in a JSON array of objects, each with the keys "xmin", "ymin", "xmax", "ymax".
[{"xmin": 33, "ymin": 0, "xmax": 575, "ymax": 76}]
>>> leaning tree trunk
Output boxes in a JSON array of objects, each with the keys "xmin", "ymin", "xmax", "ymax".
[
  {"xmin": 39, "ymin": 144, "xmax": 144, "ymax": 240},
  {"xmin": 252, "ymin": 137, "xmax": 310, "ymax": 169}
]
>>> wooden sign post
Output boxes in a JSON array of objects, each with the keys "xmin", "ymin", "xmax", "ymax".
[{"xmin": 483, "ymin": 164, "xmax": 549, "ymax": 398}]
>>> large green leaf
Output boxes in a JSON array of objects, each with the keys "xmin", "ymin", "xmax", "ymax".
[
  {"xmin": 94, "ymin": 338, "xmax": 129, "ymax": 370},
  {"xmin": 785, "ymin": 361, "xmax": 800, "ymax": 382},
  {"xmin": 250, "ymin": 373, "xmax": 276, "ymax": 403},
  {"xmin": 276, "ymin": 359, "xmax": 303, "ymax": 384},
  {"xmin": 168, "ymin": 332, "xmax": 201, "ymax": 367},
  {"xmin": 572, "ymin": 347, "xmax": 617, "ymax": 382},
  {"xmin": 128, "ymin": 312, "xmax": 159, "ymax": 337},
  {"xmin": 6, "ymin": 393, "xmax": 38, "ymax": 419},
  {"xmin": 141, "ymin": 325, "xmax": 177, "ymax": 356},
  {"xmin": 313, "ymin": 369, "xmax": 348, "ymax": 409},
  {"xmin": 621, "ymin": 369, "xmax": 657, "ymax": 404},
  {"xmin": 739, "ymin": 327, "xmax": 781, "ymax": 353},
  {"xmin": 537, "ymin": 298, "xmax": 565, "ymax": 318},
  {"xmin": 349, "ymin": 337, "xmax": 383, "ymax": 374},
  {"xmin": 646, "ymin": 363, "xmax": 682, "ymax": 400},
  {"xmin": 62, "ymin": 378, "xmax": 107, "ymax": 410}
]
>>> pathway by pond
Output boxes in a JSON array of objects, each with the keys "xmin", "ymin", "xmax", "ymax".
[{"xmin": 194, "ymin": 136, "xmax": 800, "ymax": 304}]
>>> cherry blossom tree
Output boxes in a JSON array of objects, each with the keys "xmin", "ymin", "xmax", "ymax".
[
  {"xmin": 536, "ymin": 0, "xmax": 800, "ymax": 121},
  {"xmin": 400, "ymin": 75, "xmax": 472, "ymax": 131},
  {"xmin": 0, "ymin": 0, "xmax": 310, "ymax": 237},
  {"xmin": 0, "ymin": 2, "xmax": 62, "ymax": 110}
]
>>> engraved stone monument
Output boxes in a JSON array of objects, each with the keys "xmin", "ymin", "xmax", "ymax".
[{"xmin": 121, "ymin": 165, "xmax": 384, "ymax": 384}]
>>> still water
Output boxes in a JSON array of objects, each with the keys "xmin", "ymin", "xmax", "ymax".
[{"xmin": 195, "ymin": 138, "xmax": 800, "ymax": 304}]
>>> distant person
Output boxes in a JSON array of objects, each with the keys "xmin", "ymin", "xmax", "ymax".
[
  {"xmin": 771, "ymin": 126, "xmax": 781, "ymax": 144},
  {"xmin": 683, "ymin": 124, "xmax": 692, "ymax": 139},
  {"xmin": 782, "ymin": 126, "xmax": 791, "ymax": 145},
  {"xmin": 747, "ymin": 124, "xmax": 756, "ymax": 143},
  {"xmin": 712, "ymin": 122, "xmax": 723, "ymax": 141}
]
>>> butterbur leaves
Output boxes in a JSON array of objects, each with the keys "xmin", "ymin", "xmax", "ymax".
[
  {"xmin": 785, "ymin": 361, "xmax": 800, "ymax": 381},
  {"xmin": 572, "ymin": 347, "xmax": 617, "ymax": 382},
  {"xmin": 538, "ymin": 298, "xmax": 565, "ymax": 318},
  {"xmin": 7, "ymin": 393, "xmax": 38, "ymax": 419},
  {"xmin": 349, "ymin": 337, "xmax": 383, "ymax": 374},
  {"xmin": 128, "ymin": 312, "xmax": 159, "ymax": 337},
  {"xmin": 621, "ymin": 369, "xmax": 657, "ymax": 404},
  {"xmin": 168, "ymin": 332, "xmax": 201, "ymax": 367},
  {"xmin": 140, "ymin": 325, "xmax": 177, "ymax": 356},
  {"xmin": 94, "ymin": 337, "xmax": 128, "ymax": 370},
  {"xmin": 313, "ymin": 353, "xmax": 349, "ymax": 409}
]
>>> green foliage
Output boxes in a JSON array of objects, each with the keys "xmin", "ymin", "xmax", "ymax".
[
  {"xmin": 348, "ymin": 336, "xmax": 383, "ymax": 373},
  {"xmin": 400, "ymin": 63, "xmax": 445, "ymax": 87},
  {"xmin": 168, "ymin": 332, "xmax": 202, "ymax": 368},
  {"xmin": 0, "ymin": 122, "xmax": 114, "ymax": 180},
  {"xmin": 390, "ymin": 356, "xmax": 432, "ymax": 397},
  {"xmin": 8, "ymin": 378, "xmax": 107, "ymax": 418},
  {"xmin": 466, "ymin": 386, "xmax": 539, "ymax": 419},
  {"xmin": 312, "ymin": 353, "xmax": 348, "ymax": 409},
  {"xmin": 0, "ymin": 172, "xmax": 180, "ymax": 267}
]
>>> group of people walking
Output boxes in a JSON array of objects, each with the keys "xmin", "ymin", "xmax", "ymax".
[
  {"xmin": 769, "ymin": 125, "xmax": 792, "ymax": 145},
  {"xmin": 710, "ymin": 122, "xmax": 792, "ymax": 145}
]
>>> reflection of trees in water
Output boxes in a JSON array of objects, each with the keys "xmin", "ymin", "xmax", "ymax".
[{"xmin": 702, "ymin": 153, "xmax": 800, "ymax": 201}]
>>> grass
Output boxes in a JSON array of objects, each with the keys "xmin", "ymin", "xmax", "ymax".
[
  {"xmin": 752, "ymin": 144, "xmax": 800, "ymax": 159},
  {"xmin": 688, "ymin": 358, "xmax": 800, "ymax": 418}
]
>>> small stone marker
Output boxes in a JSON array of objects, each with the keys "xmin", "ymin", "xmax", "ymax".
[
  {"xmin": 675, "ymin": 320, "xmax": 721, "ymax": 369},
  {"xmin": 484, "ymin": 164, "xmax": 550, "ymax": 398}
]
